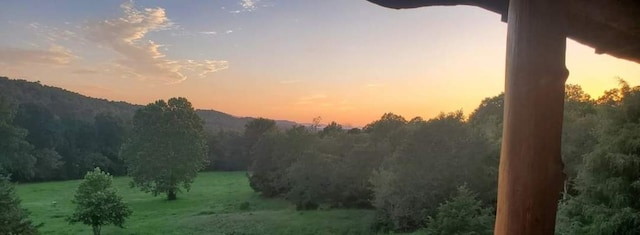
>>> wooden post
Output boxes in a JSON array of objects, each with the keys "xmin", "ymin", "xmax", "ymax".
[{"xmin": 494, "ymin": 0, "xmax": 568, "ymax": 234}]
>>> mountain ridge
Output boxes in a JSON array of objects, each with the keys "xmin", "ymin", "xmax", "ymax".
[{"xmin": 0, "ymin": 76, "xmax": 297, "ymax": 132}]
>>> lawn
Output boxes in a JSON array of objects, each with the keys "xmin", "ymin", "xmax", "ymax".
[{"xmin": 16, "ymin": 172, "xmax": 375, "ymax": 235}]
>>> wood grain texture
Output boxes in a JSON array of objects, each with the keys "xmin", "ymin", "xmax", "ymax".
[{"xmin": 494, "ymin": 0, "xmax": 568, "ymax": 234}]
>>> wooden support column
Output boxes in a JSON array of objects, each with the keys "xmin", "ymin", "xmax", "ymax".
[{"xmin": 494, "ymin": 0, "xmax": 568, "ymax": 234}]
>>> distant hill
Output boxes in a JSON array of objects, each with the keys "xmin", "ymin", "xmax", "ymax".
[{"xmin": 0, "ymin": 76, "xmax": 297, "ymax": 132}]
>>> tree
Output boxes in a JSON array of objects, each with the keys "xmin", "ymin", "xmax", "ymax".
[
  {"xmin": 14, "ymin": 103, "xmax": 63, "ymax": 150},
  {"xmin": 0, "ymin": 98, "xmax": 36, "ymax": 181},
  {"xmin": 121, "ymin": 97, "xmax": 208, "ymax": 200},
  {"xmin": 93, "ymin": 113, "xmax": 127, "ymax": 175},
  {"xmin": 68, "ymin": 168, "xmax": 131, "ymax": 235},
  {"xmin": 363, "ymin": 113, "xmax": 407, "ymax": 146},
  {"xmin": 0, "ymin": 175, "xmax": 39, "ymax": 235},
  {"xmin": 238, "ymin": 118, "xmax": 278, "ymax": 169},
  {"xmin": 556, "ymin": 82, "xmax": 640, "ymax": 234},
  {"xmin": 371, "ymin": 111, "xmax": 493, "ymax": 231},
  {"xmin": 32, "ymin": 148, "xmax": 63, "ymax": 181},
  {"xmin": 468, "ymin": 93, "xmax": 504, "ymax": 148},
  {"xmin": 423, "ymin": 185, "xmax": 494, "ymax": 235},
  {"xmin": 319, "ymin": 121, "xmax": 343, "ymax": 138},
  {"xmin": 248, "ymin": 126, "xmax": 314, "ymax": 197},
  {"xmin": 244, "ymin": 118, "xmax": 277, "ymax": 142},
  {"xmin": 561, "ymin": 85, "xmax": 597, "ymax": 196},
  {"xmin": 207, "ymin": 131, "xmax": 246, "ymax": 171},
  {"xmin": 286, "ymin": 151, "xmax": 334, "ymax": 210}
]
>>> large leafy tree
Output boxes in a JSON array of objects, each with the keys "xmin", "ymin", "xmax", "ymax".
[
  {"xmin": 0, "ymin": 175, "xmax": 39, "ymax": 235},
  {"xmin": 68, "ymin": 168, "xmax": 131, "ymax": 235},
  {"xmin": 121, "ymin": 97, "xmax": 208, "ymax": 200}
]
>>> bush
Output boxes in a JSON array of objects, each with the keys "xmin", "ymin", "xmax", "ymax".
[{"xmin": 423, "ymin": 185, "xmax": 494, "ymax": 235}]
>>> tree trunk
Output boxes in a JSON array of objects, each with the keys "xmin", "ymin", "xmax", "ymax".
[
  {"xmin": 494, "ymin": 0, "xmax": 568, "ymax": 234},
  {"xmin": 167, "ymin": 189, "xmax": 177, "ymax": 201},
  {"xmin": 92, "ymin": 225, "xmax": 101, "ymax": 235}
]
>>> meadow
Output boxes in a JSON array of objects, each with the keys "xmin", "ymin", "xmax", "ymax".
[{"xmin": 16, "ymin": 172, "xmax": 375, "ymax": 235}]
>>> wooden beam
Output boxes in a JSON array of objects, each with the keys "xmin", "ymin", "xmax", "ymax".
[{"xmin": 495, "ymin": 0, "xmax": 568, "ymax": 234}]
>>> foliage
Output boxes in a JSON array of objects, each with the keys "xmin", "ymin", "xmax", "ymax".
[
  {"xmin": 286, "ymin": 151, "xmax": 334, "ymax": 210},
  {"xmin": 423, "ymin": 185, "xmax": 494, "ymax": 235},
  {"xmin": 0, "ymin": 98, "xmax": 36, "ymax": 181},
  {"xmin": 0, "ymin": 175, "xmax": 39, "ymax": 235},
  {"xmin": 32, "ymin": 148, "xmax": 63, "ymax": 181},
  {"xmin": 248, "ymin": 126, "xmax": 314, "ymax": 197},
  {"xmin": 363, "ymin": 113, "xmax": 408, "ymax": 151},
  {"xmin": 371, "ymin": 111, "xmax": 494, "ymax": 231},
  {"xmin": 0, "ymin": 77, "xmax": 297, "ymax": 182},
  {"xmin": 318, "ymin": 133, "xmax": 380, "ymax": 208},
  {"xmin": 556, "ymin": 82, "xmax": 640, "ymax": 234},
  {"xmin": 9, "ymin": 74, "xmax": 640, "ymax": 234},
  {"xmin": 561, "ymin": 84, "xmax": 598, "ymax": 196},
  {"xmin": 68, "ymin": 168, "xmax": 131, "ymax": 235},
  {"xmin": 206, "ymin": 131, "xmax": 247, "ymax": 171},
  {"xmin": 468, "ymin": 93, "xmax": 504, "ymax": 148},
  {"xmin": 319, "ymin": 121, "xmax": 343, "ymax": 138},
  {"xmin": 121, "ymin": 97, "xmax": 208, "ymax": 200}
]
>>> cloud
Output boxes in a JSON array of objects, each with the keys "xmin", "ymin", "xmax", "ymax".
[
  {"xmin": 241, "ymin": 0, "xmax": 258, "ymax": 10},
  {"xmin": 199, "ymin": 31, "xmax": 217, "ymax": 35},
  {"xmin": 296, "ymin": 93, "xmax": 327, "ymax": 105},
  {"xmin": 86, "ymin": 1, "xmax": 228, "ymax": 84},
  {"xmin": 28, "ymin": 22, "xmax": 82, "ymax": 43},
  {"xmin": 229, "ymin": 0, "xmax": 264, "ymax": 14},
  {"xmin": 72, "ymin": 68, "xmax": 101, "ymax": 74},
  {"xmin": 0, "ymin": 45, "xmax": 75, "ymax": 66}
]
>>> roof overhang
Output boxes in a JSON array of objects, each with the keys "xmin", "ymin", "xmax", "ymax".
[{"xmin": 367, "ymin": 0, "xmax": 640, "ymax": 64}]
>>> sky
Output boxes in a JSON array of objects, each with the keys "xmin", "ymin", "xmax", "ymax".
[{"xmin": 1, "ymin": 0, "xmax": 640, "ymax": 127}]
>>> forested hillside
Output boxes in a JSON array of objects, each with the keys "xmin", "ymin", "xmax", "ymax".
[
  {"xmin": 0, "ymin": 76, "xmax": 296, "ymax": 181},
  {"xmin": 0, "ymin": 77, "xmax": 296, "ymax": 133}
]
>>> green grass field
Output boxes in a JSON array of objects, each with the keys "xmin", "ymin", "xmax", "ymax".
[{"xmin": 16, "ymin": 172, "xmax": 375, "ymax": 235}]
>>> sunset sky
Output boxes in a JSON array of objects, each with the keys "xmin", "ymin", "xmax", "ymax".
[{"xmin": 1, "ymin": 0, "xmax": 640, "ymax": 126}]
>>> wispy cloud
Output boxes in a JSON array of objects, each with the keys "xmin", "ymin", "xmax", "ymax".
[
  {"xmin": 28, "ymin": 22, "xmax": 82, "ymax": 44},
  {"xmin": 72, "ymin": 68, "xmax": 101, "ymax": 74},
  {"xmin": 199, "ymin": 31, "xmax": 217, "ymax": 35},
  {"xmin": 230, "ymin": 0, "xmax": 270, "ymax": 14},
  {"xmin": 86, "ymin": 1, "xmax": 228, "ymax": 84},
  {"xmin": 296, "ymin": 93, "xmax": 327, "ymax": 105},
  {"xmin": 0, "ymin": 45, "xmax": 75, "ymax": 66}
]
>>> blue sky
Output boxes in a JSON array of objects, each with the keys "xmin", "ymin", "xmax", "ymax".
[{"xmin": 1, "ymin": 0, "xmax": 639, "ymax": 125}]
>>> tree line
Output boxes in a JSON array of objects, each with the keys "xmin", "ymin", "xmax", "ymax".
[
  {"xmin": 2, "ymin": 81, "xmax": 640, "ymax": 234},
  {"xmin": 242, "ymin": 81, "xmax": 640, "ymax": 234}
]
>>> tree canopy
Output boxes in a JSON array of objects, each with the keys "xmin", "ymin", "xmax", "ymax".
[{"xmin": 121, "ymin": 97, "xmax": 208, "ymax": 200}]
